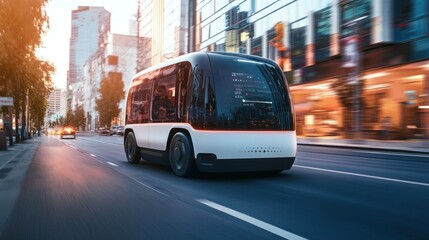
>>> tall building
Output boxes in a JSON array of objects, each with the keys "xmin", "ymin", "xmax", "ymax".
[
  {"xmin": 68, "ymin": 6, "xmax": 111, "ymax": 110},
  {"xmin": 137, "ymin": 0, "xmax": 190, "ymax": 67},
  {"xmin": 129, "ymin": 13, "xmax": 138, "ymax": 36},
  {"xmin": 193, "ymin": 0, "xmax": 429, "ymax": 139},
  {"xmin": 46, "ymin": 88, "xmax": 67, "ymax": 124}
]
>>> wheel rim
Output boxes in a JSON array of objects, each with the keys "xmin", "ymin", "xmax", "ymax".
[
  {"xmin": 126, "ymin": 136, "xmax": 135, "ymax": 160},
  {"xmin": 172, "ymin": 140, "xmax": 187, "ymax": 171}
]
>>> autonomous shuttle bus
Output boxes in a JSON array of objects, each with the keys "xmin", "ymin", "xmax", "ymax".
[{"xmin": 124, "ymin": 52, "xmax": 296, "ymax": 177}]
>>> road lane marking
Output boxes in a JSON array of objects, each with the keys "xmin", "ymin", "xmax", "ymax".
[
  {"xmin": 352, "ymin": 150, "xmax": 429, "ymax": 158},
  {"xmin": 197, "ymin": 199, "xmax": 307, "ymax": 240},
  {"xmin": 107, "ymin": 162, "xmax": 118, "ymax": 167},
  {"xmin": 131, "ymin": 178, "xmax": 168, "ymax": 196},
  {"xmin": 70, "ymin": 145, "xmax": 77, "ymax": 150},
  {"xmin": 90, "ymin": 154, "xmax": 96, "ymax": 157},
  {"xmin": 294, "ymin": 165, "xmax": 429, "ymax": 187}
]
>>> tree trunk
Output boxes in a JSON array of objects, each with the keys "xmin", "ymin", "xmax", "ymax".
[{"xmin": 15, "ymin": 111, "xmax": 20, "ymax": 142}]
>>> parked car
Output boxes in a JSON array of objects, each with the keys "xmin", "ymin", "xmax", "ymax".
[
  {"xmin": 99, "ymin": 128, "xmax": 110, "ymax": 136},
  {"xmin": 60, "ymin": 126, "xmax": 76, "ymax": 139},
  {"xmin": 110, "ymin": 125, "xmax": 124, "ymax": 136},
  {"xmin": 110, "ymin": 126, "xmax": 120, "ymax": 135},
  {"xmin": 116, "ymin": 126, "xmax": 124, "ymax": 136}
]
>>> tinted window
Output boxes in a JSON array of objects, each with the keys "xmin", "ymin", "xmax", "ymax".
[
  {"xmin": 129, "ymin": 80, "xmax": 151, "ymax": 124},
  {"xmin": 209, "ymin": 56, "xmax": 294, "ymax": 131},
  {"xmin": 151, "ymin": 71, "xmax": 177, "ymax": 122}
]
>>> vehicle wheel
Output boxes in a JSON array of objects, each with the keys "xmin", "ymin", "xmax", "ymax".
[
  {"xmin": 169, "ymin": 132, "xmax": 195, "ymax": 177},
  {"xmin": 125, "ymin": 132, "xmax": 141, "ymax": 164}
]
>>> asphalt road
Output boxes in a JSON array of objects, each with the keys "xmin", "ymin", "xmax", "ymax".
[{"xmin": 0, "ymin": 134, "xmax": 428, "ymax": 240}]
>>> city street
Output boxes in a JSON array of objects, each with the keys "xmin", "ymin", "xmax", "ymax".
[{"xmin": 0, "ymin": 135, "xmax": 428, "ymax": 239}]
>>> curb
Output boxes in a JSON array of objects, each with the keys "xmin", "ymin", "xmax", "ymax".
[{"xmin": 297, "ymin": 141, "xmax": 429, "ymax": 155}]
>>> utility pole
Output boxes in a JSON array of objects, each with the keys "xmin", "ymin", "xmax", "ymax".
[{"xmin": 136, "ymin": 0, "xmax": 142, "ymax": 73}]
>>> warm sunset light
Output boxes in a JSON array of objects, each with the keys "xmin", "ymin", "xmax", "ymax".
[{"xmin": 37, "ymin": 0, "xmax": 136, "ymax": 89}]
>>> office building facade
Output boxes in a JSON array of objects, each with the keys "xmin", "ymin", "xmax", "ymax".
[
  {"xmin": 137, "ymin": 0, "xmax": 191, "ymax": 67},
  {"xmin": 193, "ymin": 0, "xmax": 429, "ymax": 139},
  {"xmin": 45, "ymin": 88, "xmax": 67, "ymax": 124},
  {"xmin": 68, "ymin": 6, "xmax": 111, "ymax": 110}
]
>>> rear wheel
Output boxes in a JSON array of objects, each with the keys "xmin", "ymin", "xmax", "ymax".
[
  {"xmin": 169, "ymin": 132, "xmax": 195, "ymax": 177},
  {"xmin": 125, "ymin": 132, "xmax": 141, "ymax": 164}
]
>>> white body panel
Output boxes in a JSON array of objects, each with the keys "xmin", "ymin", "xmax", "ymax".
[
  {"xmin": 129, "ymin": 123, "xmax": 297, "ymax": 159},
  {"xmin": 190, "ymin": 129, "xmax": 297, "ymax": 160}
]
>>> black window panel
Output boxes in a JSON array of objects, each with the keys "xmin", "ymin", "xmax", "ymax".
[{"xmin": 207, "ymin": 56, "xmax": 294, "ymax": 131}]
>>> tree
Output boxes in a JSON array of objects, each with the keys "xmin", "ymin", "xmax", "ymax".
[
  {"xmin": 330, "ymin": 76, "xmax": 365, "ymax": 134},
  {"xmin": 95, "ymin": 73, "xmax": 125, "ymax": 129},
  {"xmin": 0, "ymin": 0, "xmax": 53, "ymax": 142},
  {"xmin": 74, "ymin": 105, "xmax": 86, "ymax": 131},
  {"xmin": 65, "ymin": 110, "xmax": 75, "ymax": 127}
]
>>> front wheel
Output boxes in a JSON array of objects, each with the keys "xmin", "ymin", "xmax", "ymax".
[
  {"xmin": 169, "ymin": 132, "xmax": 195, "ymax": 177},
  {"xmin": 125, "ymin": 132, "xmax": 141, "ymax": 164}
]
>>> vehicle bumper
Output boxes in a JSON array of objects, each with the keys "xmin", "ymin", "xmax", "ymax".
[
  {"xmin": 61, "ymin": 134, "xmax": 76, "ymax": 138},
  {"xmin": 196, "ymin": 154, "xmax": 295, "ymax": 172}
]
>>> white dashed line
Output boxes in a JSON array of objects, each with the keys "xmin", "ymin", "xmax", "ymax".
[
  {"xmin": 197, "ymin": 199, "xmax": 307, "ymax": 240},
  {"xmin": 294, "ymin": 165, "xmax": 429, "ymax": 187},
  {"xmin": 107, "ymin": 162, "xmax": 118, "ymax": 167},
  {"xmin": 90, "ymin": 154, "xmax": 96, "ymax": 157}
]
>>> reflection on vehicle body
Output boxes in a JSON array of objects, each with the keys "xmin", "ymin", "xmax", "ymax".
[{"xmin": 124, "ymin": 52, "xmax": 296, "ymax": 177}]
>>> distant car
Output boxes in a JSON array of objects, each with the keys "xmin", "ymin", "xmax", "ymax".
[
  {"xmin": 60, "ymin": 126, "xmax": 76, "ymax": 139},
  {"xmin": 110, "ymin": 126, "xmax": 120, "ymax": 135},
  {"xmin": 99, "ymin": 128, "xmax": 110, "ymax": 136},
  {"xmin": 110, "ymin": 125, "xmax": 124, "ymax": 136},
  {"xmin": 116, "ymin": 126, "xmax": 124, "ymax": 136},
  {"xmin": 46, "ymin": 128, "xmax": 55, "ymax": 135}
]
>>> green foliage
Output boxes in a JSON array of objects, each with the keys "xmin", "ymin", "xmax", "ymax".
[
  {"xmin": 95, "ymin": 73, "xmax": 125, "ymax": 129},
  {"xmin": 62, "ymin": 106, "xmax": 86, "ymax": 130},
  {"xmin": 74, "ymin": 105, "xmax": 86, "ymax": 130}
]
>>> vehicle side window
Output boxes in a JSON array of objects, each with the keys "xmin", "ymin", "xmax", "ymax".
[
  {"xmin": 151, "ymin": 74, "xmax": 177, "ymax": 122},
  {"xmin": 178, "ymin": 62, "xmax": 191, "ymax": 121},
  {"xmin": 131, "ymin": 81, "xmax": 151, "ymax": 123}
]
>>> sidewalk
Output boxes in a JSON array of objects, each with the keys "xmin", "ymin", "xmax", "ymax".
[
  {"xmin": 298, "ymin": 136, "xmax": 429, "ymax": 154},
  {"xmin": 0, "ymin": 137, "xmax": 40, "ymax": 171}
]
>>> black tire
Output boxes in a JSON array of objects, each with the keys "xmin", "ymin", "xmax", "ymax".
[
  {"xmin": 125, "ymin": 132, "xmax": 141, "ymax": 164},
  {"xmin": 169, "ymin": 132, "xmax": 195, "ymax": 177}
]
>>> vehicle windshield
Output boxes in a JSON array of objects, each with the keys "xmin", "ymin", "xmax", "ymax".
[{"xmin": 209, "ymin": 56, "xmax": 294, "ymax": 131}]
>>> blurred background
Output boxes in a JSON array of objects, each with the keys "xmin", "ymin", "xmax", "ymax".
[{"xmin": 1, "ymin": 0, "xmax": 429, "ymax": 142}]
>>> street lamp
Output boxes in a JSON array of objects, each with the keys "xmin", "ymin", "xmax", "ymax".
[{"xmin": 342, "ymin": 15, "xmax": 368, "ymax": 139}]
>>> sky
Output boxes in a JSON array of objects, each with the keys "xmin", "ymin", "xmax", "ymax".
[{"xmin": 36, "ymin": 0, "xmax": 137, "ymax": 89}]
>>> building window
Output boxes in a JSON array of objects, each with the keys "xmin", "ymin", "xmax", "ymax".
[
  {"xmin": 393, "ymin": 0, "xmax": 429, "ymax": 42},
  {"xmin": 314, "ymin": 6, "xmax": 331, "ymax": 62},
  {"xmin": 251, "ymin": 36, "xmax": 262, "ymax": 56},
  {"xmin": 340, "ymin": 0, "xmax": 371, "ymax": 49},
  {"xmin": 291, "ymin": 19, "xmax": 307, "ymax": 69}
]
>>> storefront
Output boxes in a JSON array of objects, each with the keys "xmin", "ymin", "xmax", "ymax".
[{"xmin": 290, "ymin": 60, "xmax": 429, "ymax": 139}]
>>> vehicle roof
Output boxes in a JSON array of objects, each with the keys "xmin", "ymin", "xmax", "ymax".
[{"xmin": 132, "ymin": 51, "xmax": 278, "ymax": 82}]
